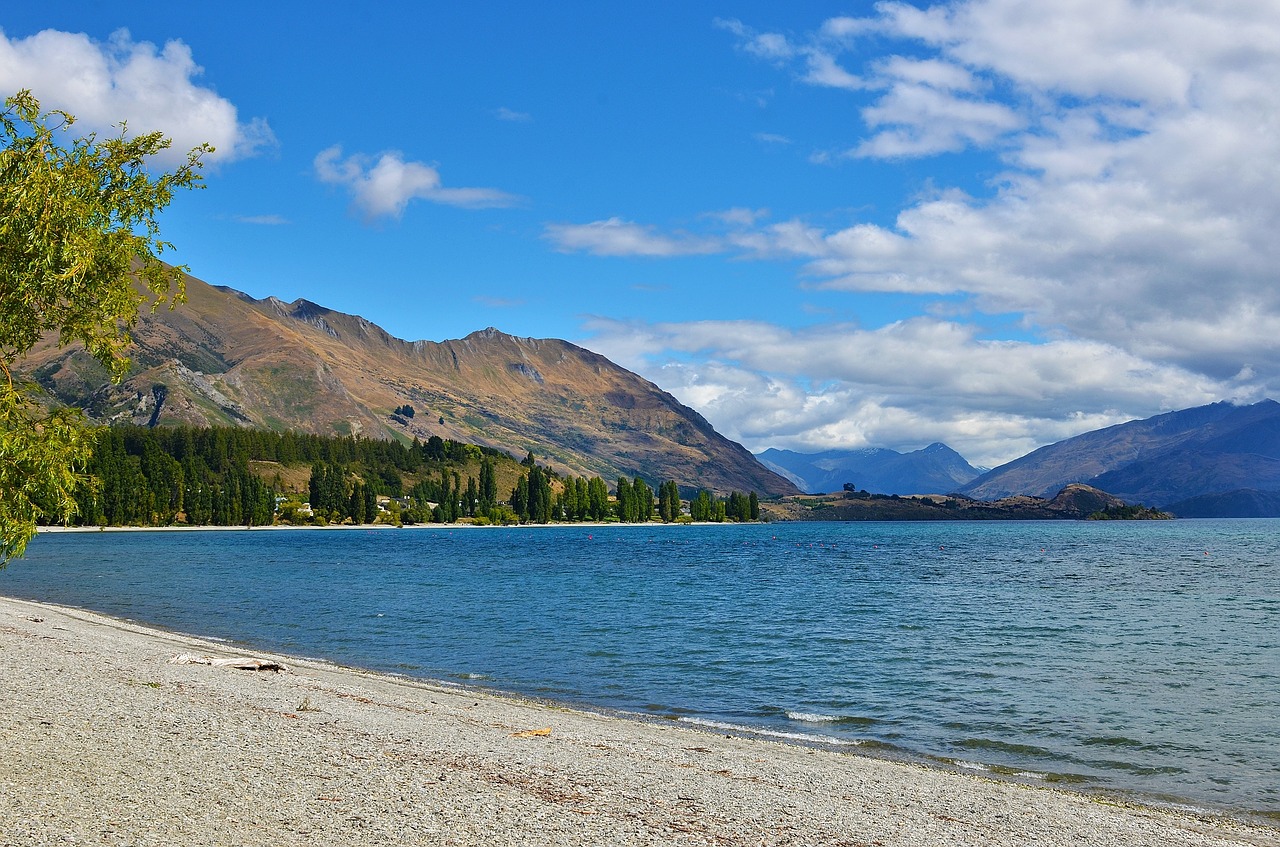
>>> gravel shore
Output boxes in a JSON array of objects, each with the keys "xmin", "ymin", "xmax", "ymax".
[{"xmin": 2, "ymin": 595, "xmax": 1276, "ymax": 847}]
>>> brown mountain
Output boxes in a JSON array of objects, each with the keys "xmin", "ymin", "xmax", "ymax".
[{"xmin": 21, "ymin": 273, "xmax": 797, "ymax": 497}]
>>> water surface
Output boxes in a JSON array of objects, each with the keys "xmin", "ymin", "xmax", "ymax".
[{"xmin": 5, "ymin": 520, "xmax": 1277, "ymax": 815}]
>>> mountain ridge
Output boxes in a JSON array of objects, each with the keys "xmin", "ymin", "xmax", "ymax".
[
  {"xmin": 22, "ymin": 273, "xmax": 798, "ymax": 497},
  {"xmin": 756, "ymin": 442, "xmax": 982, "ymax": 495},
  {"xmin": 959, "ymin": 399, "xmax": 1280, "ymax": 509}
]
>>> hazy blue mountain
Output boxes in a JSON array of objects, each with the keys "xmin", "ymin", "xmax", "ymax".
[
  {"xmin": 960, "ymin": 400, "xmax": 1280, "ymax": 510},
  {"xmin": 756, "ymin": 443, "xmax": 982, "ymax": 495},
  {"xmin": 1165, "ymin": 489, "xmax": 1280, "ymax": 518}
]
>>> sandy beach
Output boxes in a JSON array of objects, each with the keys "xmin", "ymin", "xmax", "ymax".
[{"xmin": 1, "ymin": 595, "xmax": 1276, "ymax": 847}]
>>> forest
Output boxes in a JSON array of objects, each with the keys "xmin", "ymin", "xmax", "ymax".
[{"xmin": 58, "ymin": 425, "xmax": 761, "ymax": 529}]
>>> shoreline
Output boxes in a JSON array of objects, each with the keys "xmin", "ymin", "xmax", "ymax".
[
  {"xmin": 33, "ymin": 520, "xmax": 725, "ymax": 534},
  {"xmin": 2, "ymin": 594, "xmax": 1276, "ymax": 846}
]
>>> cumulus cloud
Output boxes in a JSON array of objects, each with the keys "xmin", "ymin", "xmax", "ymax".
[
  {"xmin": 314, "ymin": 146, "xmax": 521, "ymax": 219},
  {"xmin": 582, "ymin": 316, "xmax": 1244, "ymax": 467},
  {"xmin": 0, "ymin": 27, "xmax": 274, "ymax": 164},
  {"xmin": 562, "ymin": 2, "xmax": 1280, "ymax": 461}
]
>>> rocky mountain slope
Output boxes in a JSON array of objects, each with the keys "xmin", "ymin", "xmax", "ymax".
[
  {"xmin": 757, "ymin": 443, "xmax": 981, "ymax": 495},
  {"xmin": 21, "ymin": 273, "xmax": 797, "ymax": 497},
  {"xmin": 959, "ymin": 400, "xmax": 1280, "ymax": 511}
]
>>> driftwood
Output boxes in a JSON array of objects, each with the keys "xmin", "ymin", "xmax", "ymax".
[
  {"xmin": 510, "ymin": 727, "xmax": 552, "ymax": 738},
  {"xmin": 169, "ymin": 653, "xmax": 288, "ymax": 672}
]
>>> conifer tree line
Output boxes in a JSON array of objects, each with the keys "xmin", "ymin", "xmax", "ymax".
[
  {"xmin": 42, "ymin": 424, "xmax": 763, "ymax": 528},
  {"xmin": 73, "ymin": 427, "xmax": 275, "ymax": 527}
]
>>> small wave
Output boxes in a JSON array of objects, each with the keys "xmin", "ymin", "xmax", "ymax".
[
  {"xmin": 939, "ymin": 757, "xmax": 1073, "ymax": 784},
  {"xmin": 952, "ymin": 760, "xmax": 990, "ymax": 772},
  {"xmin": 786, "ymin": 711, "xmax": 877, "ymax": 727},
  {"xmin": 679, "ymin": 717, "xmax": 864, "ymax": 746},
  {"xmin": 787, "ymin": 711, "xmax": 841, "ymax": 723}
]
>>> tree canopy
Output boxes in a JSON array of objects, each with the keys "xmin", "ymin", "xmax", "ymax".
[{"xmin": 0, "ymin": 90, "xmax": 208, "ymax": 562}]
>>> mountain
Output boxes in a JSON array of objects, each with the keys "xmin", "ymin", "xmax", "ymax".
[
  {"xmin": 1164, "ymin": 489, "xmax": 1280, "ymax": 518},
  {"xmin": 959, "ymin": 400, "xmax": 1280, "ymax": 509},
  {"xmin": 20, "ymin": 273, "xmax": 798, "ymax": 497},
  {"xmin": 756, "ymin": 443, "xmax": 982, "ymax": 495}
]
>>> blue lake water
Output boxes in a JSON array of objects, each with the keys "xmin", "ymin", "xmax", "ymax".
[{"xmin": 4, "ymin": 520, "xmax": 1278, "ymax": 816}]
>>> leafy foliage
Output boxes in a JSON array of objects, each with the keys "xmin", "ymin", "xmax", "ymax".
[{"xmin": 0, "ymin": 90, "xmax": 208, "ymax": 562}]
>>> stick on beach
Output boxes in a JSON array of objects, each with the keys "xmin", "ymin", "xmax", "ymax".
[{"xmin": 1, "ymin": 595, "xmax": 1275, "ymax": 846}]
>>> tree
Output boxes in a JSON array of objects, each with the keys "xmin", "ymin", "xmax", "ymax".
[
  {"xmin": 464, "ymin": 476, "xmax": 478, "ymax": 518},
  {"xmin": 615, "ymin": 477, "xmax": 633, "ymax": 522},
  {"xmin": 0, "ymin": 91, "xmax": 207, "ymax": 562},
  {"xmin": 632, "ymin": 478, "xmax": 654, "ymax": 523},
  {"xmin": 658, "ymin": 480, "xmax": 681, "ymax": 523},
  {"xmin": 478, "ymin": 457, "xmax": 497, "ymax": 516},
  {"xmin": 527, "ymin": 464, "xmax": 552, "ymax": 523},
  {"xmin": 587, "ymin": 477, "xmax": 610, "ymax": 520},
  {"xmin": 690, "ymin": 490, "xmax": 714, "ymax": 522}
]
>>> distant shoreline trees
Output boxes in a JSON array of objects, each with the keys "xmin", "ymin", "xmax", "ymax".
[{"xmin": 41, "ymin": 424, "xmax": 764, "ymax": 530}]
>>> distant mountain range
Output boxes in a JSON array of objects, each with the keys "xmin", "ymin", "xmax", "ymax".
[
  {"xmin": 21, "ymin": 268, "xmax": 1280, "ymax": 516},
  {"xmin": 756, "ymin": 443, "xmax": 983, "ymax": 495},
  {"xmin": 19, "ymin": 273, "xmax": 797, "ymax": 497},
  {"xmin": 758, "ymin": 400, "xmax": 1280, "ymax": 516},
  {"xmin": 959, "ymin": 400, "xmax": 1280, "ymax": 515}
]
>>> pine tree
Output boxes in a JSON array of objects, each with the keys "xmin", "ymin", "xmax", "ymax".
[
  {"xmin": 658, "ymin": 480, "xmax": 680, "ymax": 522},
  {"xmin": 465, "ymin": 476, "xmax": 478, "ymax": 517},
  {"xmin": 511, "ymin": 474, "xmax": 529, "ymax": 521},
  {"xmin": 479, "ymin": 457, "xmax": 497, "ymax": 516},
  {"xmin": 632, "ymin": 478, "xmax": 654, "ymax": 523},
  {"xmin": 615, "ymin": 477, "xmax": 632, "ymax": 522}
]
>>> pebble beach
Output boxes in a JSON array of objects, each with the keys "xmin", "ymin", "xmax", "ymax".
[{"xmin": 1, "ymin": 594, "xmax": 1276, "ymax": 847}]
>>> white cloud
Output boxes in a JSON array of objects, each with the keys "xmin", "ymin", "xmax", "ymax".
[
  {"xmin": 715, "ymin": 18, "xmax": 794, "ymax": 62},
  {"xmin": 494, "ymin": 106, "xmax": 531, "ymax": 122},
  {"xmin": 854, "ymin": 81, "xmax": 1022, "ymax": 157},
  {"xmin": 314, "ymin": 146, "xmax": 521, "ymax": 219},
  {"xmin": 233, "ymin": 214, "xmax": 289, "ymax": 226},
  {"xmin": 582, "ymin": 316, "xmax": 1241, "ymax": 467},
  {"xmin": 544, "ymin": 218, "xmax": 720, "ymax": 257},
  {"xmin": 802, "ymin": 52, "xmax": 864, "ymax": 91},
  {"xmin": 0, "ymin": 27, "xmax": 274, "ymax": 164},
  {"xmin": 561, "ymin": 1, "xmax": 1280, "ymax": 463}
]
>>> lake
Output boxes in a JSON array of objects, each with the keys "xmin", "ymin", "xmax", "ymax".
[{"xmin": 4, "ymin": 519, "xmax": 1277, "ymax": 816}]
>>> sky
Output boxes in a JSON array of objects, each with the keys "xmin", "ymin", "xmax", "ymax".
[{"xmin": 3, "ymin": 1, "xmax": 1278, "ymax": 467}]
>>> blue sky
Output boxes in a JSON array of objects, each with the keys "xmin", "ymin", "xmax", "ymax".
[{"xmin": 4, "ymin": 2, "xmax": 1278, "ymax": 466}]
